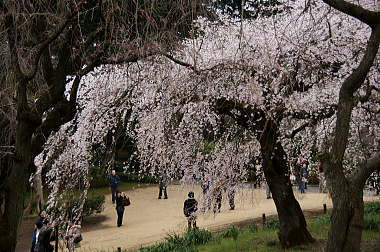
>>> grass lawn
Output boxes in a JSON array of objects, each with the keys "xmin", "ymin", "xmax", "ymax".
[
  {"xmin": 196, "ymin": 202, "xmax": 380, "ymax": 252},
  {"xmin": 138, "ymin": 201, "xmax": 380, "ymax": 252}
]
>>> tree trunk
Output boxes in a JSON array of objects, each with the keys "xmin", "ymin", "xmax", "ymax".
[
  {"xmin": 327, "ymin": 189, "xmax": 363, "ymax": 252},
  {"xmin": 260, "ymin": 119, "xmax": 315, "ymax": 248},
  {"xmin": 0, "ymin": 120, "xmax": 34, "ymax": 252}
]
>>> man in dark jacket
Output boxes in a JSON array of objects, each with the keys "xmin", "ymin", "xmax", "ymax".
[
  {"xmin": 34, "ymin": 222, "xmax": 54, "ymax": 252},
  {"xmin": 109, "ymin": 169, "xmax": 121, "ymax": 204},
  {"xmin": 183, "ymin": 191, "xmax": 198, "ymax": 229},
  {"xmin": 115, "ymin": 191, "xmax": 127, "ymax": 227},
  {"xmin": 31, "ymin": 221, "xmax": 43, "ymax": 252}
]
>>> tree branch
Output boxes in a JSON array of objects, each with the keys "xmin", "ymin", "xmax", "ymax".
[
  {"xmin": 25, "ymin": 14, "xmax": 75, "ymax": 81},
  {"xmin": 350, "ymin": 152, "xmax": 380, "ymax": 188},
  {"xmin": 162, "ymin": 53, "xmax": 198, "ymax": 73},
  {"xmin": 322, "ymin": 0, "xmax": 380, "ymax": 27}
]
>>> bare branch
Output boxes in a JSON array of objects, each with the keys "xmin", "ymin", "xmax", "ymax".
[
  {"xmin": 350, "ymin": 152, "xmax": 380, "ymax": 188},
  {"xmin": 322, "ymin": 0, "xmax": 380, "ymax": 27},
  {"xmin": 162, "ymin": 53, "xmax": 198, "ymax": 73}
]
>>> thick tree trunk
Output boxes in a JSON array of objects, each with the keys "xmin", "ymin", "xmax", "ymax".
[
  {"xmin": 0, "ymin": 120, "xmax": 34, "ymax": 252},
  {"xmin": 327, "ymin": 189, "xmax": 363, "ymax": 252},
  {"xmin": 324, "ymin": 160, "xmax": 365, "ymax": 252},
  {"xmin": 260, "ymin": 119, "xmax": 314, "ymax": 248}
]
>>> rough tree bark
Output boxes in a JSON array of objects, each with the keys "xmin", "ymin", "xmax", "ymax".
[{"xmin": 260, "ymin": 119, "xmax": 315, "ymax": 247}]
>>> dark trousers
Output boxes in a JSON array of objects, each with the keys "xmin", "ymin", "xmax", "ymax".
[
  {"xmin": 214, "ymin": 194, "xmax": 222, "ymax": 213},
  {"xmin": 299, "ymin": 181, "xmax": 305, "ymax": 193},
  {"xmin": 116, "ymin": 206, "xmax": 124, "ymax": 227},
  {"xmin": 111, "ymin": 187, "xmax": 117, "ymax": 203},
  {"xmin": 158, "ymin": 186, "xmax": 168, "ymax": 199}
]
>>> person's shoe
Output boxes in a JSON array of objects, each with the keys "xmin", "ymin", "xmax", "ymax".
[
  {"xmin": 229, "ymin": 207, "xmax": 235, "ymax": 210},
  {"xmin": 158, "ymin": 197, "xmax": 161, "ymax": 199},
  {"xmin": 164, "ymin": 197, "xmax": 168, "ymax": 199}
]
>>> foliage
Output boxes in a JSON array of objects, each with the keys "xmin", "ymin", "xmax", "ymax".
[
  {"xmin": 51, "ymin": 192, "xmax": 105, "ymax": 220},
  {"xmin": 139, "ymin": 229, "xmax": 212, "ymax": 252},
  {"xmin": 82, "ymin": 194, "xmax": 105, "ymax": 217},
  {"xmin": 364, "ymin": 201, "xmax": 380, "ymax": 215},
  {"xmin": 363, "ymin": 217, "xmax": 380, "ymax": 232},
  {"xmin": 315, "ymin": 213, "xmax": 332, "ymax": 225},
  {"xmin": 221, "ymin": 226, "xmax": 239, "ymax": 240},
  {"xmin": 264, "ymin": 218, "xmax": 280, "ymax": 230},
  {"xmin": 248, "ymin": 223, "xmax": 258, "ymax": 233}
]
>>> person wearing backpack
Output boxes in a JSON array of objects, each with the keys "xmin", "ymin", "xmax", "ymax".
[
  {"xmin": 115, "ymin": 191, "xmax": 131, "ymax": 227},
  {"xmin": 65, "ymin": 220, "xmax": 82, "ymax": 252},
  {"xmin": 183, "ymin": 191, "xmax": 198, "ymax": 229}
]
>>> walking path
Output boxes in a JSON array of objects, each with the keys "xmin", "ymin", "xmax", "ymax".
[{"xmin": 74, "ymin": 185, "xmax": 377, "ymax": 251}]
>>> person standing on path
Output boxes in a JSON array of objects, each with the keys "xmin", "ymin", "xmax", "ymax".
[
  {"xmin": 300, "ymin": 162, "xmax": 309, "ymax": 190},
  {"xmin": 34, "ymin": 221, "xmax": 55, "ymax": 252},
  {"xmin": 31, "ymin": 221, "xmax": 42, "ymax": 252},
  {"xmin": 115, "ymin": 191, "xmax": 127, "ymax": 227},
  {"xmin": 262, "ymin": 177, "xmax": 272, "ymax": 199},
  {"xmin": 158, "ymin": 172, "xmax": 169, "ymax": 199},
  {"xmin": 109, "ymin": 170, "xmax": 121, "ymax": 204},
  {"xmin": 183, "ymin": 191, "xmax": 198, "ymax": 229}
]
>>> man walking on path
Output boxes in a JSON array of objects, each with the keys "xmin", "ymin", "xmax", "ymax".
[
  {"xmin": 109, "ymin": 170, "xmax": 121, "ymax": 204},
  {"xmin": 183, "ymin": 191, "xmax": 198, "ymax": 229}
]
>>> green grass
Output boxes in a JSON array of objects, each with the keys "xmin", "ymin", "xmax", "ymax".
[
  {"xmin": 135, "ymin": 201, "xmax": 380, "ymax": 251},
  {"xmin": 194, "ymin": 201, "xmax": 380, "ymax": 252}
]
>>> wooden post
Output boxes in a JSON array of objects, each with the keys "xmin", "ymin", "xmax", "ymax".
[
  {"xmin": 262, "ymin": 213, "xmax": 266, "ymax": 225},
  {"xmin": 323, "ymin": 204, "xmax": 327, "ymax": 214}
]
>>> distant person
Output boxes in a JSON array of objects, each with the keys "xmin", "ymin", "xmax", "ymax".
[
  {"xmin": 158, "ymin": 172, "xmax": 169, "ymax": 199},
  {"xmin": 262, "ymin": 176, "xmax": 272, "ymax": 199},
  {"xmin": 31, "ymin": 220, "xmax": 43, "ymax": 252},
  {"xmin": 213, "ymin": 190, "xmax": 222, "ymax": 213},
  {"xmin": 300, "ymin": 175, "xmax": 306, "ymax": 194},
  {"xmin": 109, "ymin": 170, "xmax": 121, "ymax": 204},
  {"xmin": 300, "ymin": 162, "xmax": 309, "ymax": 190},
  {"xmin": 183, "ymin": 191, "xmax": 198, "ymax": 229},
  {"xmin": 65, "ymin": 220, "xmax": 82, "ymax": 252},
  {"xmin": 115, "ymin": 191, "xmax": 130, "ymax": 227},
  {"xmin": 255, "ymin": 159, "xmax": 262, "ymax": 188},
  {"xmin": 34, "ymin": 221, "xmax": 54, "ymax": 252}
]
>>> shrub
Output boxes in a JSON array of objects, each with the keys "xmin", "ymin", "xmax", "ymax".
[
  {"xmin": 315, "ymin": 213, "xmax": 331, "ymax": 225},
  {"xmin": 363, "ymin": 217, "xmax": 380, "ymax": 231},
  {"xmin": 82, "ymin": 194, "xmax": 105, "ymax": 217},
  {"xmin": 364, "ymin": 201, "xmax": 380, "ymax": 215},
  {"xmin": 183, "ymin": 228, "xmax": 212, "ymax": 245},
  {"xmin": 248, "ymin": 223, "xmax": 258, "ymax": 233},
  {"xmin": 138, "ymin": 229, "xmax": 211, "ymax": 252},
  {"xmin": 221, "ymin": 226, "xmax": 239, "ymax": 240},
  {"xmin": 264, "ymin": 218, "xmax": 280, "ymax": 230}
]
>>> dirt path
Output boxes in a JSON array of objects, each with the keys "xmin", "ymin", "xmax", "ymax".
[{"xmin": 71, "ymin": 185, "xmax": 376, "ymax": 251}]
